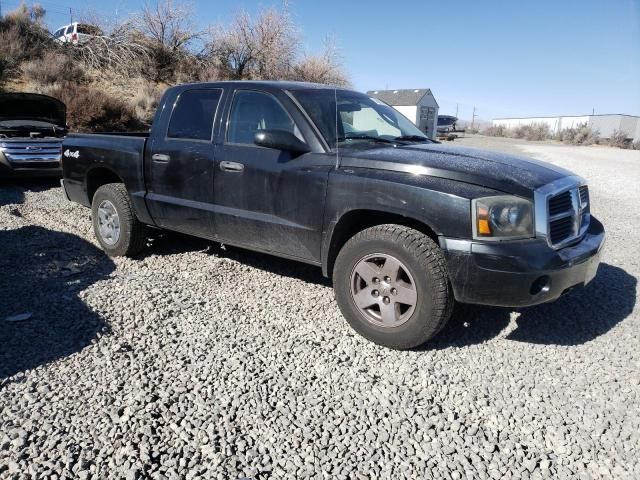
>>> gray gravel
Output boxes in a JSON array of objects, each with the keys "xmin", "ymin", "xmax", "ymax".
[{"xmin": 1, "ymin": 141, "xmax": 639, "ymax": 479}]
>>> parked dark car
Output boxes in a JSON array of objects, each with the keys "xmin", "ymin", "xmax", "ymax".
[
  {"xmin": 60, "ymin": 81, "xmax": 605, "ymax": 349},
  {"xmin": 0, "ymin": 93, "xmax": 66, "ymax": 177}
]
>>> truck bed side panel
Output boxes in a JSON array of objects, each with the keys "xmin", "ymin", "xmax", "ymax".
[{"xmin": 62, "ymin": 133, "xmax": 153, "ymax": 224}]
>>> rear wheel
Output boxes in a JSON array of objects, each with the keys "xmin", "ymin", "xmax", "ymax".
[
  {"xmin": 333, "ymin": 224, "xmax": 453, "ymax": 349},
  {"xmin": 91, "ymin": 183, "xmax": 146, "ymax": 257}
]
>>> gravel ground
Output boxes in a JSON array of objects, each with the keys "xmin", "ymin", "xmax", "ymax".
[{"xmin": 1, "ymin": 140, "xmax": 639, "ymax": 479}]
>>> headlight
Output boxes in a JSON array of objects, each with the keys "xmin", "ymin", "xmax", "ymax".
[{"xmin": 472, "ymin": 195, "xmax": 534, "ymax": 240}]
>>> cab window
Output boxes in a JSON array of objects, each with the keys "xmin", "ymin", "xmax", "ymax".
[
  {"xmin": 227, "ymin": 90, "xmax": 302, "ymax": 145},
  {"xmin": 167, "ymin": 89, "xmax": 222, "ymax": 141}
]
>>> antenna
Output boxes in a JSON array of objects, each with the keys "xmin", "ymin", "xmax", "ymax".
[
  {"xmin": 69, "ymin": 7, "xmax": 73, "ymax": 23},
  {"xmin": 334, "ymin": 87, "xmax": 339, "ymax": 169}
]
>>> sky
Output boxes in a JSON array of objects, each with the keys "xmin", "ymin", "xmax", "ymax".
[{"xmin": 3, "ymin": 0, "xmax": 639, "ymax": 120}]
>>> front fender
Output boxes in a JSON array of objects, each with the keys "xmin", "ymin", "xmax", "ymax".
[{"xmin": 320, "ymin": 167, "xmax": 501, "ymax": 275}]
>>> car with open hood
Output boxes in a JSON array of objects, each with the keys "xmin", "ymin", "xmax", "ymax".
[{"xmin": 0, "ymin": 93, "xmax": 67, "ymax": 177}]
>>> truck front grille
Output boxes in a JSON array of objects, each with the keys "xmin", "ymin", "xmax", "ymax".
[
  {"xmin": 547, "ymin": 185, "xmax": 590, "ymax": 248},
  {"xmin": 0, "ymin": 140, "xmax": 62, "ymax": 165}
]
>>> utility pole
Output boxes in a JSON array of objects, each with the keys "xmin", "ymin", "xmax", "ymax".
[
  {"xmin": 455, "ymin": 104, "xmax": 459, "ymax": 118},
  {"xmin": 69, "ymin": 7, "xmax": 73, "ymax": 23},
  {"xmin": 471, "ymin": 106, "xmax": 478, "ymax": 130}
]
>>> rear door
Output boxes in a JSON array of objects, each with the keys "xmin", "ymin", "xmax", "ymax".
[
  {"xmin": 212, "ymin": 88, "xmax": 333, "ymax": 263},
  {"xmin": 144, "ymin": 87, "xmax": 223, "ymax": 238}
]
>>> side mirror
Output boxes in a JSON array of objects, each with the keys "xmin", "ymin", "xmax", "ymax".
[{"xmin": 254, "ymin": 129, "xmax": 311, "ymax": 155}]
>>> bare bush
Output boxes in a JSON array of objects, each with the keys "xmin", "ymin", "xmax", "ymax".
[
  {"xmin": 46, "ymin": 82, "xmax": 144, "ymax": 132},
  {"xmin": 3, "ymin": 0, "xmax": 351, "ymax": 127},
  {"xmin": 0, "ymin": 55, "xmax": 8, "ymax": 86},
  {"xmin": 132, "ymin": 0, "xmax": 201, "ymax": 82},
  {"xmin": 519, "ymin": 123, "xmax": 550, "ymax": 141},
  {"xmin": 291, "ymin": 38, "xmax": 349, "ymax": 86},
  {"xmin": 481, "ymin": 125, "xmax": 508, "ymax": 137},
  {"xmin": 0, "ymin": 3, "xmax": 54, "ymax": 76},
  {"xmin": 557, "ymin": 125, "xmax": 599, "ymax": 145},
  {"xmin": 69, "ymin": 24, "xmax": 150, "ymax": 78},
  {"xmin": 206, "ymin": 7, "xmax": 298, "ymax": 80},
  {"xmin": 607, "ymin": 130, "xmax": 630, "ymax": 149},
  {"xmin": 22, "ymin": 51, "xmax": 85, "ymax": 85},
  {"xmin": 132, "ymin": 82, "xmax": 164, "ymax": 124}
]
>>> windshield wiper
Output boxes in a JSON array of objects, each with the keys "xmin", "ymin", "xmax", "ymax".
[
  {"xmin": 394, "ymin": 135, "xmax": 429, "ymax": 142},
  {"xmin": 337, "ymin": 135, "xmax": 397, "ymax": 144}
]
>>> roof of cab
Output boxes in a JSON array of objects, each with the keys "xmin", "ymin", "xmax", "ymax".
[{"xmin": 175, "ymin": 80, "xmax": 354, "ymax": 92}]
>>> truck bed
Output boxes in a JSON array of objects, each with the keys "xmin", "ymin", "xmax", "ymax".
[{"xmin": 62, "ymin": 133, "xmax": 149, "ymax": 211}]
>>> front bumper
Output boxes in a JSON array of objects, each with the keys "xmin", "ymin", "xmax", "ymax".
[
  {"xmin": 0, "ymin": 145, "xmax": 62, "ymax": 178},
  {"xmin": 0, "ymin": 156, "xmax": 61, "ymax": 178},
  {"xmin": 440, "ymin": 217, "xmax": 605, "ymax": 307}
]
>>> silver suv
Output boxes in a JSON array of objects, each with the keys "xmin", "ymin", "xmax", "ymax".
[
  {"xmin": 0, "ymin": 93, "xmax": 66, "ymax": 178},
  {"xmin": 53, "ymin": 22, "xmax": 102, "ymax": 44}
]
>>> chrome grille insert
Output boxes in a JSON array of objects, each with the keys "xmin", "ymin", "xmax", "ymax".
[
  {"xmin": 534, "ymin": 176, "xmax": 590, "ymax": 249},
  {"xmin": 0, "ymin": 140, "xmax": 62, "ymax": 164}
]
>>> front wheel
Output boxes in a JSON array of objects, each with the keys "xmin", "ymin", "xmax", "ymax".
[
  {"xmin": 333, "ymin": 224, "xmax": 453, "ymax": 349},
  {"xmin": 91, "ymin": 183, "xmax": 146, "ymax": 257}
]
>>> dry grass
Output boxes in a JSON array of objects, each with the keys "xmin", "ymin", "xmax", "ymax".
[
  {"xmin": 2, "ymin": 1, "xmax": 349, "ymax": 131},
  {"xmin": 45, "ymin": 82, "xmax": 144, "ymax": 133},
  {"xmin": 133, "ymin": 82, "xmax": 164, "ymax": 124},
  {"xmin": 22, "ymin": 51, "xmax": 86, "ymax": 86}
]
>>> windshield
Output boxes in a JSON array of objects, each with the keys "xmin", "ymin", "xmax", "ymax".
[{"xmin": 291, "ymin": 89, "xmax": 430, "ymax": 149}]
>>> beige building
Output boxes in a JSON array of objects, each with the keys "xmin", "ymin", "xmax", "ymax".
[
  {"xmin": 367, "ymin": 89, "xmax": 439, "ymax": 140},
  {"xmin": 492, "ymin": 114, "xmax": 640, "ymax": 142}
]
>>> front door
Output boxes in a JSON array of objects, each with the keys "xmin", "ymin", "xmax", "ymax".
[
  {"xmin": 145, "ymin": 88, "xmax": 223, "ymax": 238},
  {"xmin": 213, "ymin": 89, "xmax": 332, "ymax": 263}
]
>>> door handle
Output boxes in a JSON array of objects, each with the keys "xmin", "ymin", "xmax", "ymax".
[
  {"xmin": 220, "ymin": 161, "xmax": 244, "ymax": 172},
  {"xmin": 152, "ymin": 153, "xmax": 171, "ymax": 163}
]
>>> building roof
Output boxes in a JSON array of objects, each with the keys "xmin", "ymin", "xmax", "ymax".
[
  {"xmin": 367, "ymin": 89, "xmax": 433, "ymax": 106},
  {"xmin": 493, "ymin": 114, "xmax": 640, "ymax": 120}
]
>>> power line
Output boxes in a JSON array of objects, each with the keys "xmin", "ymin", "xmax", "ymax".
[{"xmin": 471, "ymin": 106, "xmax": 478, "ymax": 130}]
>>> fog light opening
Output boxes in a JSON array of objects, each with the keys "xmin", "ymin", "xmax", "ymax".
[{"xmin": 530, "ymin": 275, "xmax": 551, "ymax": 296}]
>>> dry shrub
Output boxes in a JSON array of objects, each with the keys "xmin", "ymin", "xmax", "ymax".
[
  {"xmin": 205, "ymin": 7, "xmax": 348, "ymax": 85},
  {"xmin": 0, "ymin": 55, "xmax": 8, "ymax": 85},
  {"xmin": 290, "ymin": 39, "xmax": 349, "ymax": 86},
  {"xmin": 523, "ymin": 123, "xmax": 550, "ymax": 141},
  {"xmin": 22, "ymin": 51, "xmax": 85, "ymax": 86},
  {"xmin": 208, "ymin": 7, "xmax": 297, "ymax": 80},
  {"xmin": 607, "ymin": 130, "xmax": 630, "ymax": 149},
  {"xmin": 557, "ymin": 125, "xmax": 599, "ymax": 145},
  {"xmin": 47, "ymin": 82, "xmax": 144, "ymax": 133},
  {"xmin": 132, "ymin": 82, "xmax": 164, "ymax": 124},
  {"xmin": 133, "ymin": 0, "xmax": 201, "ymax": 82},
  {"xmin": 481, "ymin": 125, "xmax": 508, "ymax": 137},
  {"xmin": 0, "ymin": 4, "xmax": 52, "ymax": 71}
]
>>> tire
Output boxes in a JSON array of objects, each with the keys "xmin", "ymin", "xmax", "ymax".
[
  {"xmin": 91, "ymin": 183, "xmax": 146, "ymax": 257},
  {"xmin": 333, "ymin": 224, "xmax": 453, "ymax": 350}
]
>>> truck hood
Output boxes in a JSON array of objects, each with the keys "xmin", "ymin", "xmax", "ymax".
[
  {"xmin": 340, "ymin": 143, "xmax": 574, "ymax": 198},
  {"xmin": 0, "ymin": 93, "xmax": 66, "ymax": 127}
]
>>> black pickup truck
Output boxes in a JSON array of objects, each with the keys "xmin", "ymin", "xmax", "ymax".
[{"xmin": 61, "ymin": 81, "xmax": 605, "ymax": 349}]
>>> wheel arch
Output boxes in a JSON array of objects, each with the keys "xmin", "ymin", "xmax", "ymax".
[
  {"xmin": 323, "ymin": 209, "xmax": 440, "ymax": 278},
  {"xmin": 85, "ymin": 167, "xmax": 124, "ymax": 205}
]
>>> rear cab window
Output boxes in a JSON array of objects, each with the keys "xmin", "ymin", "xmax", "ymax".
[{"xmin": 167, "ymin": 89, "xmax": 223, "ymax": 141}]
